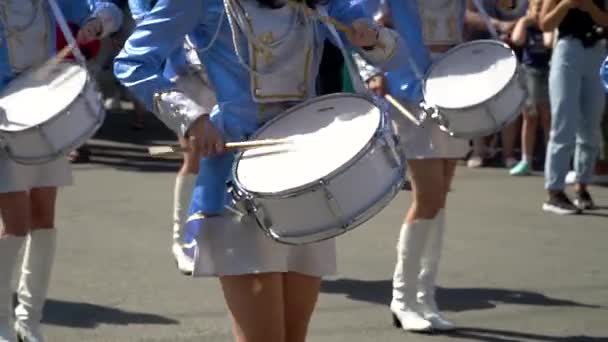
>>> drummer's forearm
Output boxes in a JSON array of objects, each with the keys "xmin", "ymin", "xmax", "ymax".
[
  {"xmin": 114, "ymin": 52, "xmax": 203, "ymax": 137},
  {"xmin": 464, "ymin": 0, "xmax": 499, "ymax": 33},
  {"xmin": 585, "ymin": 3, "xmax": 608, "ymax": 27},
  {"xmin": 153, "ymin": 91, "xmax": 210, "ymax": 137},
  {"xmin": 510, "ymin": 18, "xmax": 529, "ymax": 47},
  {"xmin": 356, "ymin": 27, "xmax": 400, "ymax": 68},
  {"xmin": 89, "ymin": 2, "xmax": 124, "ymax": 38},
  {"xmin": 539, "ymin": 0, "xmax": 572, "ymax": 31}
]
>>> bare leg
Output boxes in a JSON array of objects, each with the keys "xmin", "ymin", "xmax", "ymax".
[
  {"xmin": 0, "ymin": 191, "xmax": 31, "ymax": 237},
  {"xmin": 522, "ymin": 112, "xmax": 539, "ymax": 163},
  {"xmin": 501, "ymin": 118, "xmax": 520, "ymax": 165},
  {"xmin": 283, "ymin": 272, "xmax": 321, "ymax": 342},
  {"xmin": 220, "ymin": 273, "xmax": 286, "ymax": 342},
  {"xmin": 406, "ymin": 159, "xmax": 446, "ymax": 222}
]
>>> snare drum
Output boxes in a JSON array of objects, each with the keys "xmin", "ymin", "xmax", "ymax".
[
  {"xmin": 422, "ymin": 40, "xmax": 527, "ymax": 138},
  {"xmin": 231, "ymin": 93, "xmax": 406, "ymax": 245},
  {"xmin": 0, "ymin": 62, "xmax": 104, "ymax": 164}
]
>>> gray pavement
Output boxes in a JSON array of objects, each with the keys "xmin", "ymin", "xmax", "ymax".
[{"xmin": 33, "ymin": 112, "xmax": 608, "ymax": 341}]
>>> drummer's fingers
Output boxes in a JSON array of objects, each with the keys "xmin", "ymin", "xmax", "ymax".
[
  {"xmin": 200, "ymin": 136, "xmax": 213, "ymax": 157},
  {"xmin": 214, "ymin": 135, "xmax": 225, "ymax": 155}
]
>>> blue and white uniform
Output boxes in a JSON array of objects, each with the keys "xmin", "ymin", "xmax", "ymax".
[
  {"xmin": 0, "ymin": 0, "xmax": 123, "ymax": 193},
  {"xmin": 114, "ymin": 0, "xmax": 404, "ymax": 277},
  {"xmin": 383, "ymin": 0, "xmax": 469, "ymax": 159}
]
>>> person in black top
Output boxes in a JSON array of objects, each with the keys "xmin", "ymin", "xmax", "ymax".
[
  {"xmin": 509, "ymin": 0, "xmax": 553, "ymax": 176},
  {"xmin": 540, "ymin": 0, "xmax": 608, "ymax": 214}
]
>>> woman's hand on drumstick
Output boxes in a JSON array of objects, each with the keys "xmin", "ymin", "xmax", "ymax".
[
  {"xmin": 77, "ymin": 18, "xmax": 103, "ymax": 44},
  {"xmin": 187, "ymin": 115, "xmax": 225, "ymax": 157},
  {"xmin": 367, "ymin": 75, "xmax": 387, "ymax": 97},
  {"xmin": 347, "ymin": 19, "xmax": 380, "ymax": 49}
]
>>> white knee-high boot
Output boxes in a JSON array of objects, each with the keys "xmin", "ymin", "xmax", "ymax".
[
  {"xmin": 391, "ymin": 220, "xmax": 433, "ymax": 332},
  {"xmin": 14, "ymin": 229, "xmax": 56, "ymax": 342},
  {"xmin": 172, "ymin": 174, "xmax": 197, "ymax": 275},
  {"xmin": 417, "ymin": 209, "xmax": 454, "ymax": 330},
  {"xmin": 0, "ymin": 236, "xmax": 25, "ymax": 342}
]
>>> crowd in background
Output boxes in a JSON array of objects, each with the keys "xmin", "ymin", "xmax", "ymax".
[{"xmin": 82, "ymin": 0, "xmax": 608, "ymax": 208}]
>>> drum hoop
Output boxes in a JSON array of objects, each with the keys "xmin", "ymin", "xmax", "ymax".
[
  {"xmin": 437, "ymin": 87, "xmax": 528, "ymax": 139},
  {"xmin": 0, "ymin": 62, "xmax": 94, "ymax": 134},
  {"xmin": 258, "ymin": 164, "xmax": 406, "ymax": 245},
  {"xmin": 422, "ymin": 39, "xmax": 519, "ymax": 110},
  {"xmin": 0, "ymin": 62, "xmax": 104, "ymax": 164},
  {"xmin": 6, "ymin": 107, "xmax": 105, "ymax": 165},
  {"xmin": 232, "ymin": 92, "xmax": 384, "ymax": 199}
]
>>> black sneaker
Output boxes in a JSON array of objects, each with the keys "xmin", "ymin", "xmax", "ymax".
[
  {"xmin": 574, "ymin": 190, "xmax": 596, "ymax": 210},
  {"xmin": 542, "ymin": 192, "xmax": 582, "ymax": 215}
]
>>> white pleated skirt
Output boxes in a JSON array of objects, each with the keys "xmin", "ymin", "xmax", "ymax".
[
  {"xmin": 392, "ymin": 107, "xmax": 470, "ymax": 160},
  {"xmin": 392, "ymin": 52, "xmax": 470, "ymax": 160},
  {"xmin": 191, "ymin": 211, "xmax": 337, "ymax": 278},
  {"xmin": 0, "ymin": 155, "xmax": 72, "ymax": 193}
]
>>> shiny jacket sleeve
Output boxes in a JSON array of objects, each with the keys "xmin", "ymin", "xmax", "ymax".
[
  {"xmin": 114, "ymin": 0, "xmax": 203, "ymax": 136},
  {"xmin": 326, "ymin": 0, "xmax": 406, "ymax": 73},
  {"xmin": 383, "ymin": 0, "xmax": 431, "ymax": 103},
  {"xmin": 128, "ymin": 0, "xmax": 155, "ymax": 21},
  {"xmin": 58, "ymin": 0, "xmax": 123, "ymax": 37}
]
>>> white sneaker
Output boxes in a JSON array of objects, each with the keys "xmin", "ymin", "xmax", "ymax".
[
  {"xmin": 504, "ymin": 157, "xmax": 518, "ymax": 169},
  {"xmin": 467, "ymin": 156, "xmax": 483, "ymax": 168},
  {"xmin": 565, "ymin": 170, "xmax": 576, "ymax": 185},
  {"xmin": 172, "ymin": 243, "xmax": 194, "ymax": 275}
]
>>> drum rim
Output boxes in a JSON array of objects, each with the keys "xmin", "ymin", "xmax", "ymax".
[
  {"xmin": 0, "ymin": 63, "xmax": 105, "ymax": 164},
  {"xmin": 259, "ymin": 168, "xmax": 406, "ymax": 245},
  {"xmin": 232, "ymin": 93, "xmax": 385, "ymax": 198},
  {"xmin": 422, "ymin": 39, "xmax": 519, "ymax": 110},
  {"xmin": 0, "ymin": 62, "xmax": 91, "ymax": 133},
  {"xmin": 436, "ymin": 86, "xmax": 528, "ymax": 139}
]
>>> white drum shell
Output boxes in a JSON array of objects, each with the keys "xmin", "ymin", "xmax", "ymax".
[
  {"xmin": 232, "ymin": 94, "xmax": 406, "ymax": 245},
  {"xmin": 0, "ymin": 64, "xmax": 104, "ymax": 164},
  {"xmin": 436, "ymin": 67, "xmax": 527, "ymax": 138},
  {"xmin": 423, "ymin": 40, "xmax": 528, "ymax": 139}
]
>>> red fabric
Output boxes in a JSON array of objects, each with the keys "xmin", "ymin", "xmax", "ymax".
[{"xmin": 55, "ymin": 23, "xmax": 101, "ymax": 60}]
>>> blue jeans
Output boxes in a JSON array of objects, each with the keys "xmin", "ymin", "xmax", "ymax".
[{"xmin": 545, "ymin": 38, "xmax": 606, "ymax": 190}]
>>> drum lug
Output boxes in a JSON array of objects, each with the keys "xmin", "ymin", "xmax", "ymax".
[
  {"xmin": 242, "ymin": 196, "xmax": 273, "ymax": 232},
  {"xmin": 251, "ymin": 202, "xmax": 273, "ymax": 232},
  {"xmin": 318, "ymin": 179, "xmax": 348, "ymax": 229},
  {"xmin": 225, "ymin": 183, "xmax": 248, "ymax": 217},
  {"xmin": 422, "ymin": 103, "xmax": 451, "ymax": 134}
]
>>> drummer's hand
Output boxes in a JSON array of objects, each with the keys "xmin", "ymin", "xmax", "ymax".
[
  {"xmin": 187, "ymin": 115, "xmax": 225, "ymax": 158},
  {"xmin": 367, "ymin": 75, "xmax": 387, "ymax": 97},
  {"xmin": 347, "ymin": 19, "xmax": 380, "ymax": 49},
  {"xmin": 77, "ymin": 18, "xmax": 103, "ymax": 44},
  {"xmin": 494, "ymin": 20, "xmax": 516, "ymax": 36}
]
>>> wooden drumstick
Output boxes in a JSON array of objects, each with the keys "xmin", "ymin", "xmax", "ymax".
[
  {"xmin": 385, "ymin": 94, "xmax": 422, "ymax": 126},
  {"xmin": 34, "ymin": 44, "xmax": 75, "ymax": 81},
  {"xmin": 148, "ymin": 138, "xmax": 293, "ymax": 157}
]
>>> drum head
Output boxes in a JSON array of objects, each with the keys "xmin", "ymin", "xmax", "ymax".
[
  {"xmin": 424, "ymin": 41, "xmax": 518, "ymax": 109},
  {"xmin": 235, "ymin": 94, "xmax": 381, "ymax": 194},
  {"xmin": 0, "ymin": 62, "xmax": 87, "ymax": 132}
]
